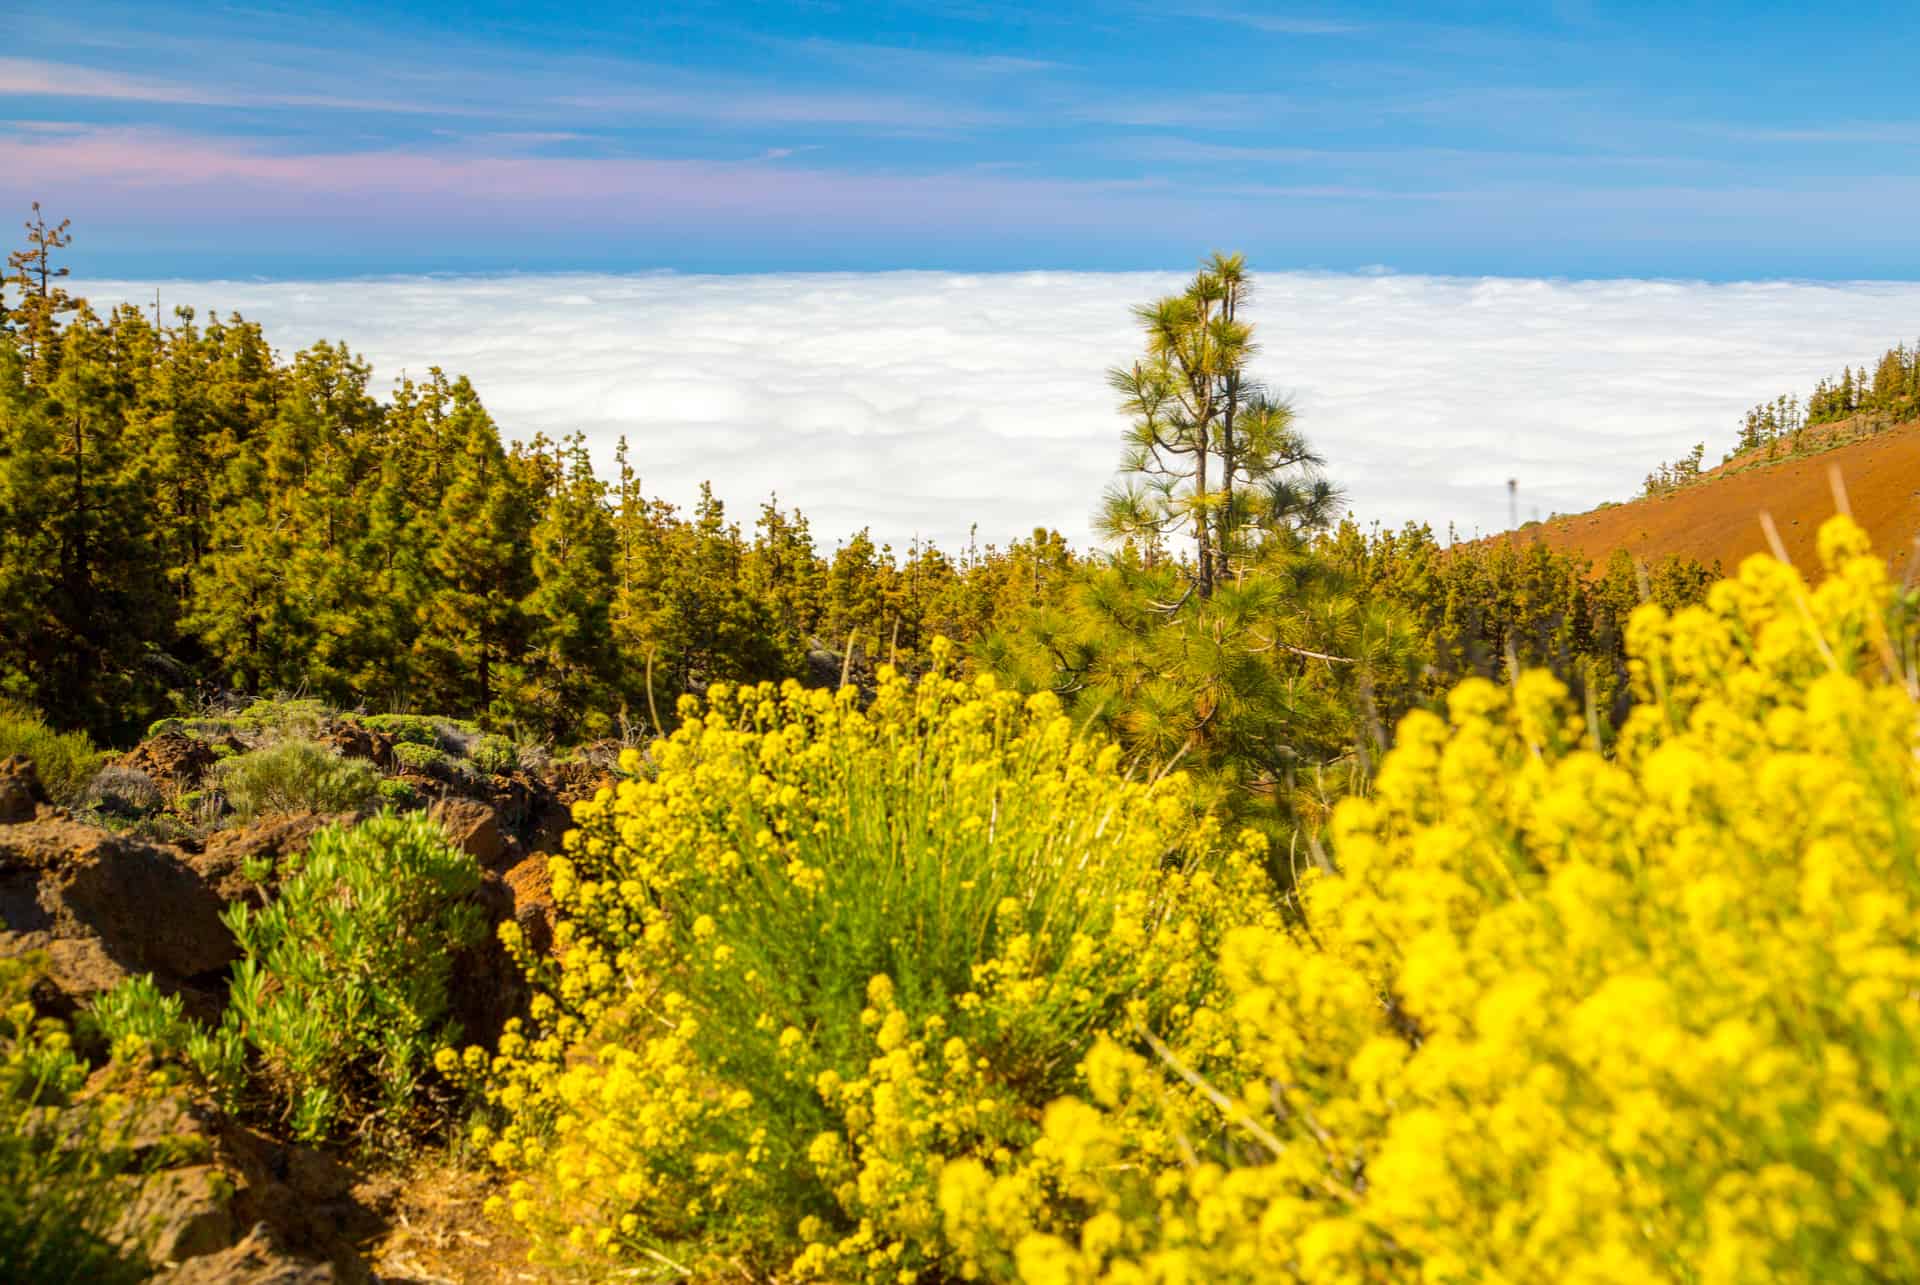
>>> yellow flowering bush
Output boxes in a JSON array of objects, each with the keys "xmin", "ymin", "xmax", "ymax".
[
  {"xmin": 974, "ymin": 514, "xmax": 1920, "ymax": 1282},
  {"xmin": 480, "ymin": 638, "xmax": 1275, "ymax": 1277}
]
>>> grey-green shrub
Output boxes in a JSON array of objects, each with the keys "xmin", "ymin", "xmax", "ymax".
[
  {"xmin": 0, "ymin": 704, "xmax": 108, "ymax": 805},
  {"xmin": 212, "ymin": 741, "xmax": 379, "ymax": 823},
  {"xmin": 76, "ymin": 767, "xmax": 163, "ymax": 821},
  {"xmin": 363, "ymin": 714, "xmax": 441, "ymax": 747}
]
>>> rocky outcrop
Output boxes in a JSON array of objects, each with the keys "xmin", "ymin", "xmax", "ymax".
[
  {"xmin": 156, "ymin": 1224, "xmax": 340, "ymax": 1284},
  {"xmin": 0, "ymin": 818, "xmax": 235, "ymax": 1016},
  {"xmin": 428, "ymin": 797, "xmax": 508, "ymax": 869},
  {"xmin": 320, "ymin": 723, "xmax": 394, "ymax": 770},
  {"xmin": 448, "ymin": 871, "xmax": 528, "ymax": 1049},
  {"xmin": 0, "ymin": 736, "xmax": 576, "ymax": 1283},
  {"xmin": 189, "ymin": 813, "xmax": 353, "ymax": 904},
  {"xmin": 502, "ymin": 852, "xmax": 557, "ymax": 956},
  {"xmin": 118, "ymin": 1165, "xmax": 238, "ymax": 1266},
  {"xmin": 119, "ymin": 733, "xmax": 217, "ymax": 790},
  {"xmin": 0, "ymin": 754, "xmax": 47, "ymax": 823}
]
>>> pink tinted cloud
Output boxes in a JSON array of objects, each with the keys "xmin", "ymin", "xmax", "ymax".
[{"xmin": 0, "ymin": 126, "xmax": 1166, "ymax": 228}]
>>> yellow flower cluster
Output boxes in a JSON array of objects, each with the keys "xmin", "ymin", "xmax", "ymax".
[
  {"xmin": 478, "ymin": 637, "xmax": 1275, "ymax": 1277},
  {"xmin": 966, "ymin": 515, "xmax": 1920, "ymax": 1282}
]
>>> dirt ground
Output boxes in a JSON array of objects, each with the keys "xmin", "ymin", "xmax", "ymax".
[
  {"xmin": 1514, "ymin": 417, "xmax": 1920, "ymax": 577},
  {"xmin": 361, "ymin": 1164, "xmax": 560, "ymax": 1285}
]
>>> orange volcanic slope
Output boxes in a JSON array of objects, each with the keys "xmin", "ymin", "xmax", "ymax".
[{"xmin": 1519, "ymin": 418, "xmax": 1920, "ymax": 577}]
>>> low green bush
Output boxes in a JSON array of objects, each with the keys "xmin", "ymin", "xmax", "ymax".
[
  {"xmin": 0, "ymin": 704, "xmax": 108, "ymax": 806},
  {"xmin": 390, "ymin": 741, "xmax": 450, "ymax": 773},
  {"xmin": 0, "ymin": 958, "xmax": 150, "ymax": 1285},
  {"xmin": 364, "ymin": 714, "xmax": 480, "ymax": 752},
  {"xmin": 375, "ymin": 778, "xmax": 421, "ymax": 809},
  {"xmin": 212, "ymin": 741, "xmax": 379, "ymax": 823},
  {"xmin": 228, "ymin": 810, "xmax": 488, "ymax": 1138},
  {"xmin": 86, "ymin": 976, "xmax": 246, "ymax": 1109},
  {"xmin": 227, "ymin": 698, "xmax": 330, "ymax": 737},
  {"xmin": 468, "ymin": 734, "xmax": 518, "ymax": 776},
  {"xmin": 363, "ymin": 714, "xmax": 442, "ymax": 747},
  {"xmin": 92, "ymin": 812, "xmax": 486, "ymax": 1142}
]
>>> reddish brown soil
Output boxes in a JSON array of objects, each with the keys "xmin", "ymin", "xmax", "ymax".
[{"xmin": 1517, "ymin": 417, "xmax": 1920, "ymax": 577}]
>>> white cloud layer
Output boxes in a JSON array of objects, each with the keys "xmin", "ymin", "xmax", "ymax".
[{"xmin": 81, "ymin": 270, "xmax": 1920, "ymax": 554}]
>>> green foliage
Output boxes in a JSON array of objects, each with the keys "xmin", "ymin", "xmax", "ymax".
[
  {"xmin": 223, "ymin": 811, "xmax": 484, "ymax": 1139},
  {"xmin": 0, "ymin": 703, "xmax": 106, "ymax": 805},
  {"xmin": 1643, "ymin": 440, "xmax": 1706, "ymax": 496},
  {"xmin": 225, "ymin": 697, "xmax": 331, "ymax": 735},
  {"xmin": 0, "ymin": 956, "xmax": 149, "ymax": 1285},
  {"xmin": 375, "ymin": 778, "xmax": 421, "ymax": 808},
  {"xmin": 362, "ymin": 713, "xmax": 473, "ymax": 748},
  {"xmin": 95, "ymin": 812, "xmax": 485, "ymax": 1143},
  {"xmin": 987, "ymin": 551, "xmax": 1419, "ymax": 829},
  {"xmin": 1321, "ymin": 521, "xmax": 1717, "ymax": 733},
  {"xmin": 212, "ymin": 740, "xmax": 379, "ymax": 823},
  {"xmin": 390, "ymin": 741, "xmax": 451, "ymax": 774},
  {"xmin": 84, "ymin": 974, "xmax": 245, "ymax": 1107},
  {"xmin": 468, "ymin": 733, "xmax": 518, "ymax": 776}
]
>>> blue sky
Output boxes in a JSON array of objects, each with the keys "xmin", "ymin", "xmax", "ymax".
[{"xmin": 4, "ymin": 1, "xmax": 1917, "ymax": 279}]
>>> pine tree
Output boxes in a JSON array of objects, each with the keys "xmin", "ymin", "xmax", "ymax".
[
  {"xmin": 3, "ymin": 202, "xmax": 77, "ymax": 382},
  {"xmin": 414, "ymin": 382, "xmax": 533, "ymax": 718},
  {"xmin": 1099, "ymin": 253, "xmax": 1336, "ymax": 599},
  {"xmin": 520, "ymin": 434, "xmax": 619, "ymax": 740}
]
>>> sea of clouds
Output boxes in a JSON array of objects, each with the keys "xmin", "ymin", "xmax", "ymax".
[{"xmin": 80, "ymin": 270, "xmax": 1920, "ymax": 554}]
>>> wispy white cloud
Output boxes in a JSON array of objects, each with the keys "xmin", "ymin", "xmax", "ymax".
[
  {"xmin": 1171, "ymin": 7, "xmax": 1369, "ymax": 35},
  {"xmin": 1063, "ymin": 91, "xmax": 1299, "ymax": 128},
  {"xmin": 73, "ymin": 270, "xmax": 1920, "ymax": 554},
  {"xmin": 0, "ymin": 55, "xmax": 497, "ymax": 115},
  {"xmin": 1715, "ymin": 123, "xmax": 1920, "ymax": 145},
  {"xmin": 549, "ymin": 86, "xmax": 1011, "ymax": 129},
  {"xmin": 776, "ymin": 37, "xmax": 1073, "ymax": 77}
]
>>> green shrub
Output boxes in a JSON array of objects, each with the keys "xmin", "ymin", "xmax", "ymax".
[
  {"xmin": 212, "ymin": 741, "xmax": 379, "ymax": 823},
  {"xmin": 227, "ymin": 698, "xmax": 330, "ymax": 736},
  {"xmin": 468, "ymin": 734, "xmax": 518, "ymax": 776},
  {"xmin": 86, "ymin": 975, "xmax": 245, "ymax": 1110},
  {"xmin": 0, "ymin": 958, "xmax": 150, "ymax": 1285},
  {"xmin": 390, "ymin": 741, "xmax": 450, "ymax": 773},
  {"xmin": 0, "ymin": 704, "xmax": 108, "ymax": 806},
  {"xmin": 363, "ymin": 714, "xmax": 441, "ymax": 747},
  {"xmin": 93, "ymin": 812, "xmax": 486, "ymax": 1143},
  {"xmin": 143, "ymin": 717, "xmax": 186, "ymax": 740},
  {"xmin": 223, "ymin": 811, "xmax": 486, "ymax": 1139},
  {"xmin": 376, "ymin": 778, "xmax": 421, "ymax": 809},
  {"xmin": 365, "ymin": 714, "xmax": 480, "ymax": 752}
]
